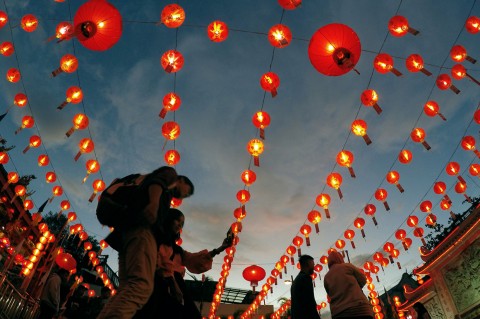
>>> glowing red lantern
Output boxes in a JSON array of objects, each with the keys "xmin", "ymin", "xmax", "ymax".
[
  {"xmin": 170, "ymin": 198, "xmax": 182, "ymax": 208},
  {"xmin": 58, "ymin": 86, "xmax": 83, "ymax": 110},
  {"xmin": 161, "ymin": 50, "xmax": 184, "ymax": 73},
  {"xmin": 386, "ymin": 170, "xmax": 404, "ymax": 193},
  {"xmin": 0, "ymin": 152, "xmax": 8, "ymax": 165},
  {"xmin": 233, "ymin": 206, "xmax": 246, "ymax": 221},
  {"xmin": 49, "ymin": 22, "xmax": 74, "ymax": 42},
  {"xmin": 252, "ymin": 111, "xmax": 271, "ymax": 140},
  {"xmin": 351, "ymin": 119, "xmax": 372, "ymax": 145},
  {"xmin": 361, "ymin": 89, "xmax": 382, "ymax": 114},
  {"xmin": 56, "ymin": 252, "xmax": 77, "ymax": 271},
  {"xmin": 0, "ymin": 41, "xmax": 14, "ymax": 56},
  {"xmin": 83, "ymin": 159, "xmax": 100, "ymax": 183},
  {"xmin": 161, "ymin": 4, "xmax": 185, "ymax": 28},
  {"xmin": 292, "ymin": 236, "xmax": 304, "ymax": 257},
  {"xmin": 13, "ymin": 185, "xmax": 26, "ymax": 200},
  {"xmin": 247, "ymin": 139, "xmax": 264, "ymax": 167},
  {"xmin": 14, "ymin": 93, "xmax": 28, "ymax": 108},
  {"xmin": 398, "ymin": 149, "xmax": 413, "ymax": 165},
  {"xmin": 336, "ymin": 150, "xmax": 356, "ymax": 178},
  {"xmin": 6, "ymin": 68, "xmax": 20, "ymax": 83},
  {"xmin": 455, "ymin": 181, "xmax": 471, "ymax": 202},
  {"xmin": 388, "ymin": 15, "xmax": 419, "ymax": 37},
  {"xmin": 461, "ymin": 135, "xmax": 480, "ymax": 158},
  {"xmin": 260, "ymin": 72, "xmax": 280, "ymax": 97},
  {"xmin": 159, "ymin": 92, "xmax": 181, "ymax": 118},
  {"xmin": 268, "ymin": 24, "xmax": 292, "ymax": 48},
  {"xmin": 22, "ymin": 135, "xmax": 41, "ymax": 154},
  {"xmin": 236, "ymin": 189, "xmax": 251, "ymax": 205},
  {"xmin": 21, "ymin": 14, "xmax": 38, "ymax": 32},
  {"xmin": 335, "ymin": 239, "xmax": 346, "ymax": 251},
  {"xmin": 307, "ymin": 210, "xmax": 322, "ymax": 233},
  {"xmin": 38, "ymin": 154, "xmax": 49, "ymax": 167},
  {"xmin": 73, "ymin": 0, "xmax": 122, "ymax": 51},
  {"xmin": 436, "ymin": 74, "xmax": 460, "ymax": 94},
  {"xmin": 374, "ymin": 188, "xmax": 390, "ymax": 211},
  {"xmin": 308, "ymin": 23, "xmax": 361, "ymax": 76},
  {"xmin": 475, "ymin": 109, "xmax": 480, "ymax": 124},
  {"xmin": 405, "ymin": 54, "xmax": 431, "ymax": 76},
  {"xmin": 66, "ymin": 113, "xmax": 89, "ymax": 137},
  {"xmin": 162, "ymin": 121, "xmax": 181, "ymax": 144},
  {"xmin": 440, "ymin": 198, "xmax": 456, "ymax": 219},
  {"xmin": 207, "ymin": 20, "xmax": 228, "ymax": 42},
  {"xmin": 426, "ymin": 214, "xmax": 437, "ymax": 227},
  {"xmin": 49, "ymin": 186, "xmax": 63, "ymax": 203},
  {"xmin": 423, "ymin": 100, "xmax": 446, "ymax": 121},
  {"xmin": 0, "ymin": 11, "xmax": 8, "ymax": 29},
  {"xmin": 315, "ymin": 193, "xmax": 331, "ymax": 219},
  {"xmin": 450, "ymin": 45, "xmax": 476, "ymax": 64},
  {"xmin": 446, "ymin": 161, "xmax": 465, "ymax": 183},
  {"xmin": 406, "ymin": 216, "xmax": 419, "ymax": 228},
  {"xmin": 410, "ymin": 127, "xmax": 431, "ymax": 150},
  {"xmin": 24, "ymin": 199, "xmax": 34, "ymax": 211},
  {"xmin": 326, "ymin": 172, "xmax": 343, "ymax": 199},
  {"xmin": 286, "ymin": 246, "xmax": 296, "ymax": 265},
  {"xmin": 278, "ymin": 0, "xmax": 302, "ymax": 10},
  {"xmin": 465, "ymin": 16, "xmax": 480, "ymax": 34},
  {"xmin": 364, "ymin": 204, "xmax": 378, "ymax": 226},
  {"xmin": 164, "ymin": 149, "xmax": 180, "ymax": 166},
  {"xmin": 300, "ymin": 224, "xmax": 312, "ymax": 246},
  {"xmin": 67, "ymin": 212, "xmax": 77, "ymax": 222},
  {"xmin": 241, "ymin": 169, "xmax": 257, "ymax": 186},
  {"xmin": 344, "ymin": 229, "xmax": 356, "ymax": 248},
  {"xmin": 242, "ymin": 265, "xmax": 266, "ymax": 292},
  {"xmin": 419, "ymin": 200, "xmax": 432, "ymax": 214},
  {"xmin": 434, "ymin": 181, "xmax": 451, "ymax": 204},
  {"xmin": 451, "ymin": 64, "xmax": 480, "ymax": 86},
  {"xmin": 52, "ymin": 54, "xmax": 78, "ymax": 77},
  {"xmin": 469, "ymin": 163, "xmax": 480, "ymax": 177},
  {"xmin": 354, "ymin": 217, "xmax": 366, "ymax": 238},
  {"xmin": 46, "ymin": 172, "xmax": 57, "ymax": 183},
  {"xmin": 74, "ymin": 138, "xmax": 94, "ymax": 161},
  {"xmin": 374, "ymin": 53, "xmax": 402, "ymax": 76},
  {"xmin": 15, "ymin": 115, "xmax": 34, "ymax": 135},
  {"xmin": 89, "ymin": 179, "xmax": 106, "ymax": 202}
]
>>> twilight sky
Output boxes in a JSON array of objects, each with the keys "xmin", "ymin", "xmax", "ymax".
[{"xmin": 1, "ymin": 0, "xmax": 480, "ymax": 316}]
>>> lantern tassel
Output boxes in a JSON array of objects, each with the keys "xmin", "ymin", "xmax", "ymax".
[
  {"xmin": 305, "ymin": 237, "xmax": 310, "ymax": 246},
  {"xmin": 397, "ymin": 261, "xmax": 401, "ymax": 269},
  {"xmin": 314, "ymin": 224, "xmax": 319, "ymax": 233},
  {"xmin": 324, "ymin": 208, "xmax": 331, "ymax": 219},
  {"xmin": 464, "ymin": 194, "xmax": 472, "ymax": 203},
  {"xmin": 348, "ymin": 167, "xmax": 356, "ymax": 178},
  {"xmin": 372, "ymin": 103, "xmax": 382, "ymax": 115},
  {"xmin": 420, "ymin": 237, "xmax": 427, "ymax": 246},
  {"xmin": 336, "ymin": 188, "xmax": 343, "ymax": 200},
  {"xmin": 407, "ymin": 27, "xmax": 419, "ymax": 36},
  {"xmin": 466, "ymin": 73, "xmax": 480, "ymax": 86},
  {"xmin": 474, "ymin": 149, "xmax": 480, "ymax": 159},
  {"xmin": 57, "ymin": 209, "xmax": 63, "ymax": 218},
  {"xmin": 259, "ymin": 128, "xmax": 265, "ymax": 140},
  {"xmin": 350, "ymin": 240, "xmax": 356, "ymax": 249},
  {"xmin": 449, "ymin": 85, "xmax": 460, "ymax": 94},
  {"xmin": 165, "ymin": 64, "xmax": 173, "ymax": 73},
  {"xmin": 271, "ymin": 88, "xmax": 277, "ymax": 98},
  {"xmin": 253, "ymin": 156, "xmax": 260, "ymax": 167},
  {"xmin": 371, "ymin": 216, "xmax": 378, "ymax": 227},
  {"xmin": 362, "ymin": 134, "xmax": 372, "ymax": 145},
  {"xmin": 360, "ymin": 229, "xmax": 366, "ymax": 238},
  {"xmin": 450, "ymin": 211, "xmax": 456, "ymax": 220},
  {"xmin": 290, "ymin": 257, "xmax": 294, "ymax": 265},
  {"xmin": 74, "ymin": 151, "xmax": 82, "ymax": 161},
  {"xmin": 57, "ymin": 101, "xmax": 69, "ymax": 110},
  {"xmin": 395, "ymin": 183, "xmax": 404, "ymax": 193},
  {"xmin": 388, "ymin": 256, "xmax": 394, "ymax": 264},
  {"xmin": 14, "ymin": 126, "xmax": 24, "ymax": 135},
  {"xmin": 420, "ymin": 68, "xmax": 432, "ymax": 76},
  {"xmin": 391, "ymin": 68, "xmax": 403, "ymax": 77},
  {"xmin": 65, "ymin": 127, "xmax": 75, "ymax": 137},
  {"xmin": 383, "ymin": 201, "xmax": 390, "ymax": 211},
  {"xmin": 457, "ymin": 175, "xmax": 466, "ymax": 184},
  {"xmin": 466, "ymin": 56, "xmax": 477, "ymax": 64},
  {"xmin": 22, "ymin": 145, "xmax": 31, "ymax": 154},
  {"xmin": 159, "ymin": 108, "xmax": 167, "ymax": 119},
  {"xmin": 402, "ymin": 241, "xmax": 408, "ymax": 251},
  {"xmin": 10, "ymin": 194, "xmax": 18, "ymax": 203},
  {"xmin": 51, "ymin": 67, "xmax": 63, "ymax": 77},
  {"xmin": 83, "ymin": 173, "xmax": 90, "ymax": 184},
  {"xmin": 48, "ymin": 196, "xmax": 55, "ymax": 203},
  {"xmin": 437, "ymin": 112, "xmax": 447, "ymax": 121},
  {"xmin": 297, "ymin": 248, "xmax": 302, "ymax": 258},
  {"xmin": 443, "ymin": 194, "xmax": 452, "ymax": 204}
]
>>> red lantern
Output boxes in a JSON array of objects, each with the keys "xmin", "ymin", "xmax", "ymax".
[
  {"xmin": 6, "ymin": 68, "xmax": 20, "ymax": 83},
  {"xmin": 89, "ymin": 179, "xmax": 106, "ymax": 202},
  {"xmin": 0, "ymin": 41, "xmax": 14, "ymax": 56},
  {"xmin": 159, "ymin": 92, "xmax": 181, "ymax": 118},
  {"xmin": 374, "ymin": 188, "xmax": 390, "ymax": 211},
  {"xmin": 300, "ymin": 224, "xmax": 312, "ymax": 246},
  {"xmin": 474, "ymin": 109, "xmax": 480, "ymax": 124},
  {"xmin": 455, "ymin": 181, "xmax": 471, "ymax": 202},
  {"xmin": 446, "ymin": 161, "xmax": 465, "ymax": 184},
  {"xmin": 73, "ymin": 0, "xmax": 122, "ymax": 51},
  {"xmin": 247, "ymin": 139, "xmax": 264, "ymax": 167},
  {"xmin": 22, "ymin": 135, "xmax": 41, "ymax": 154},
  {"xmin": 450, "ymin": 45, "xmax": 476, "ymax": 64},
  {"xmin": 286, "ymin": 246, "xmax": 296, "ymax": 265},
  {"xmin": 171, "ymin": 198, "xmax": 182, "ymax": 208},
  {"xmin": 465, "ymin": 16, "xmax": 480, "ymax": 34},
  {"xmin": 164, "ymin": 149, "xmax": 180, "ymax": 166},
  {"xmin": 292, "ymin": 236, "xmax": 304, "ymax": 257},
  {"xmin": 406, "ymin": 215, "xmax": 419, "ymax": 228},
  {"xmin": 46, "ymin": 172, "xmax": 57, "ymax": 183},
  {"xmin": 0, "ymin": 152, "xmax": 8, "ymax": 165},
  {"xmin": 451, "ymin": 64, "xmax": 480, "ymax": 86},
  {"xmin": 440, "ymin": 198, "xmax": 456, "ymax": 219},
  {"xmin": 351, "ymin": 119, "xmax": 372, "ymax": 145},
  {"xmin": 410, "ymin": 127, "xmax": 431, "ymax": 150},
  {"xmin": 24, "ymin": 199, "xmax": 34, "ymax": 211},
  {"xmin": 361, "ymin": 89, "xmax": 382, "ymax": 114},
  {"xmin": 50, "ymin": 186, "xmax": 63, "ymax": 203},
  {"xmin": 241, "ymin": 169, "xmax": 256, "ymax": 186},
  {"xmin": 423, "ymin": 100, "xmax": 446, "ymax": 121},
  {"xmin": 55, "ymin": 252, "xmax": 77, "ymax": 271},
  {"xmin": 67, "ymin": 212, "xmax": 77, "ymax": 222},
  {"xmin": 469, "ymin": 163, "xmax": 480, "ymax": 177},
  {"xmin": 52, "ymin": 54, "xmax": 78, "ymax": 77},
  {"xmin": 308, "ymin": 23, "xmax": 361, "ymax": 76},
  {"xmin": 15, "ymin": 115, "xmax": 34, "ymax": 135},
  {"xmin": 83, "ymin": 159, "xmax": 100, "ymax": 183},
  {"xmin": 58, "ymin": 86, "xmax": 83, "ymax": 110},
  {"xmin": 354, "ymin": 217, "xmax": 366, "ymax": 238},
  {"xmin": 405, "ymin": 54, "xmax": 432, "ymax": 76},
  {"xmin": 426, "ymin": 214, "xmax": 437, "ymax": 226},
  {"xmin": 388, "ymin": 15, "xmax": 419, "ymax": 37},
  {"xmin": 398, "ymin": 149, "xmax": 413, "ymax": 165},
  {"xmin": 74, "ymin": 138, "xmax": 94, "ymax": 161},
  {"xmin": 395, "ymin": 229, "xmax": 408, "ymax": 249},
  {"xmin": 336, "ymin": 150, "xmax": 356, "ymax": 177},
  {"xmin": 14, "ymin": 93, "xmax": 28, "ymax": 107},
  {"xmin": 374, "ymin": 53, "xmax": 402, "ymax": 76},
  {"xmin": 252, "ymin": 111, "xmax": 271, "ymax": 140},
  {"xmin": 260, "ymin": 72, "xmax": 280, "ymax": 97},
  {"xmin": 161, "ymin": 4, "xmax": 185, "ymax": 28},
  {"xmin": 207, "ymin": 20, "xmax": 228, "ymax": 42},
  {"xmin": 326, "ymin": 172, "xmax": 343, "ymax": 199},
  {"xmin": 344, "ymin": 229, "xmax": 356, "ymax": 249},
  {"xmin": 386, "ymin": 170, "xmax": 404, "ymax": 193},
  {"xmin": 49, "ymin": 21, "xmax": 74, "ymax": 42},
  {"xmin": 66, "ymin": 113, "xmax": 89, "ymax": 137},
  {"xmin": 242, "ymin": 265, "xmax": 266, "ymax": 292},
  {"xmin": 38, "ymin": 154, "xmax": 49, "ymax": 167},
  {"xmin": 364, "ymin": 204, "xmax": 378, "ymax": 226},
  {"xmin": 233, "ymin": 206, "xmax": 246, "ymax": 221},
  {"xmin": 161, "ymin": 50, "xmax": 184, "ymax": 73},
  {"xmin": 162, "ymin": 121, "xmax": 181, "ymax": 143},
  {"xmin": 436, "ymin": 74, "xmax": 460, "ymax": 94},
  {"xmin": 268, "ymin": 24, "xmax": 292, "ymax": 48},
  {"xmin": 236, "ymin": 189, "xmax": 250, "ymax": 205},
  {"xmin": 420, "ymin": 200, "xmax": 432, "ymax": 213},
  {"xmin": 21, "ymin": 14, "xmax": 38, "ymax": 32},
  {"xmin": 315, "ymin": 193, "xmax": 331, "ymax": 219},
  {"xmin": 461, "ymin": 135, "xmax": 480, "ymax": 158},
  {"xmin": 307, "ymin": 210, "xmax": 322, "ymax": 233},
  {"xmin": 0, "ymin": 11, "xmax": 8, "ymax": 29},
  {"xmin": 278, "ymin": 0, "xmax": 302, "ymax": 10},
  {"xmin": 434, "ymin": 181, "xmax": 452, "ymax": 204}
]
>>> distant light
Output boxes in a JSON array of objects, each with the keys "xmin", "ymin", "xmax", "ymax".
[{"xmin": 284, "ymin": 280, "xmax": 292, "ymax": 285}]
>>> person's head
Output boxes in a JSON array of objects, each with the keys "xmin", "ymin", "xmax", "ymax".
[
  {"xmin": 164, "ymin": 208, "xmax": 185, "ymax": 238},
  {"xmin": 327, "ymin": 250, "xmax": 344, "ymax": 269},
  {"xmin": 299, "ymin": 255, "xmax": 315, "ymax": 275},
  {"xmin": 173, "ymin": 175, "xmax": 194, "ymax": 199}
]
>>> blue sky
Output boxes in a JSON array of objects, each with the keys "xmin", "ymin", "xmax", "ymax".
[{"xmin": 1, "ymin": 0, "xmax": 480, "ymax": 316}]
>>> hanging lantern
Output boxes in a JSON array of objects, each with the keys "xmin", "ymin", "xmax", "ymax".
[
  {"xmin": 423, "ymin": 100, "xmax": 446, "ymax": 121},
  {"xmin": 398, "ymin": 149, "xmax": 413, "ymax": 165},
  {"xmin": 73, "ymin": 0, "xmax": 123, "ymax": 51},
  {"xmin": 164, "ymin": 149, "xmax": 180, "ymax": 166},
  {"xmin": 451, "ymin": 64, "xmax": 480, "ymax": 86},
  {"xmin": 236, "ymin": 189, "xmax": 251, "ymax": 205},
  {"xmin": 2, "ymin": 172, "xmax": 19, "ymax": 191},
  {"xmin": 307, "ymin": 210, "xmax": 322, "ymax": 233},
  {"xmin": 436, "ymin": 74, "xmax": 460, "ymax": 94},
  {"xmin": 66, "ymin": 113, "xmax": 89, "ymax": 137},
  {"xmin": 24, "ymin": 199, "xmax": 34, "ymax": 211},
  {"xmin": 286, "ymin": 246, "xmax": 296, "ymax": 265},
  {"xmin": 410, "ymin": 127, "xmax": 431, "ymax": 150},
  {"xmin": 252, "ymin": 111, "xmax": 271, "ymax": 140},
  {"xmin": 46, "ymin": 172, "xmax": 57, "ymax": 183},
  {"xmin": 242, "ymin": 265, "xmax": 266, "ymax": 292},
  {"xmin": 419, "ymin": 200, "xmax": 432, "ymax": 213},
  {"xmin": 241, "ymin": 169, "xmax": 257, "ymax": 186},
  {"xmin": 268, "ymin": 24, "xmax": 292, "ymax": 48},
  {"xmin": 469, "ymin": 163, "xmax": 480, "ymax": 177},
  {"xmin": 426, "ymin": 213, "xmax": 437, "ymax": 227},
  {"xmin": 52, "ymin": 54, "xmax": 78, "ymax": 77},
  {"xmin": 395, "ymin": 229, "xmax": 408, "ymax": 250},
  {"xmin": 326, "ymin": 172, "xmax": 343, "ymax": 199},
  {"xmin": 461, "ymin": 135, "xmax": 480, "ymax": 158},
  {"xmin": 335, "ymin": 239, "xmax": 346, "ymax": 251},
  {"xmin": 309, "ymin": 23, "xmax": 361, "ymax": 76},
  {"xmin": 162, "ymin": 122, "xmax": 181, "ymax": 147},
  {"xmin": 6, "ymin": 68, "xmax": 21, "ymax": 83},
  {"xmin": 247, "ymin": 138, "xmax": 264, "ymax": 167},
  {"xmin": 450, "ymin": 45, "xmax": 477, "ymax": 64},
  {"xmin": 83, "ymin": 159, "xmax": 100, "ymax": 183},
  {"xmin": 351, "ymin": 119, "xmax": 372, "ymax": 145},
  {"xmin": 278, "ymin": 0, "xmax": 302, "ymax": 10},
  {"xmin": 56, "ymin": 252, "xmax": 77, "ymax": 271},
  {"xmin": 446, "ymin": 161, "xmax": 465, "ymax": 183},
  {"xmin": 14, "ymin": 115, "xmax": 34, "ymax": 135},
  {"xmin": 374, "ymin": 188, "xmax": 390, "ymax": 211},
  {"xmin": 373, "ymin": 53, "xmax": 402, "ymax": 76},
  {"xmin": 89, "ymin": 179, "xmax": 105, "ymax": 202},
  {"xmin": 300, "ymin": 224, "xmax": 312, "ymax": 246},
  {"xmin": 0, "ymin": 152, "xmax": 9, "ymax": 164},
  {"xmin": 49, "ymin": 185, "xmax": 63, "ymax": 203},
  {"xmin": 413, "ymin": 226, "xmax": 427, "ymax": 246},
  {"xmin": 160, "ymin": 50, "xmax": 184, "ymax": 73},
  {"xmin": 233, "ymin": 206, "xmax": 246, "ymax": 221},
  {"xmin": 171, "ymin": 198, "xmax": 182, "ymax": 208},
  {"xmin": 260, "ymin": 72, "xmax": 280, "ymax": 97},
  {"xmin": 99, "ymin": 239, "xmax": 109, "ymax": 254},
  {"xmin": 455, "ymin": 181, "xmax": 471, "ymax": 202},
  {"xmin": 406, "ymin": 215, "xmax": 419, "ymax": 228},
  {"xmin": 405, "ymin": 54, "xmax": 432, "ymax": 76},
  {"xmin": 440, "ymin": 198, "xmax": 456, "ymax": 219},
  {"xmin": 159, "ymin": 92, "xmax": 181, "ymax": 118},
  {"xmin": 58, "ymin": 86, "xmax": 83, "ymax": 110},
  {"xmin": 386, "ymin": 170, "xmax": 404, "ymax": 193},
  {"xmin": 38, "ymin": 154, "xmax": 49, "ymax": 167},
  {"xmin": 22, "ymin": 135, "xmax": 42, "ymax": 154},
  {"xmin": 315, "ymin": 193, "xmax": 331, "ymax": 219},
  {"xmin": 465, "ymin": 16, "xmax": 480, "ymax": 34},
  {"xmin": 11, "ymin": 185, "xmax": 26, "ymax": 203},
  {"xmin": 14, "ymin": 93, "xmax": 28, "ymax": 108},
  {"xmin": 0, "ymin": 41, "xmax": 14, "ymax": 56},
  {"xmin": 21, "ymin": 14, "xmax": 38, "ymax": 32},
  {"xmin": 160, "ymin": 4, "xmax": 185, "ymax": 28},
  {"xmin": 292, "ymin": 236, "xmax": 304, "ymax": 257},
  {"xmin": 67, "ymin": 212, "xmax": 77, "ymax": 222},
  {"xmin": 388, "ymin": 15, "xmax": 419, "ymax": 37},
  {"xmin": 336, "ymin": 150, "xmax": 356, "ymax": 177},
  {"xmin": 434, "ymin": 181, "xmax": 451, "ymax": 204},
  {"xmin": 74, "ymin": 138, "xmax": 94, "ymax": 161},
  {"xmin": 49, "ymin": 21, "xmax": 74, "ymax": 42},
  {"xmin": 383, "ymin": 242, "xmax": 394, "ymax": 262},
  {"xmin": 360, "ymin": 89, "xmax": 382, "ymax": 114},
  {"xmin": 354, "ymin": 217, "xmax": 366, "ymax": 238},
  {"xmin": 344, "ymin": 229, "xmax": 356, "ymax": 248},
  {"xmin": 0, "ymin": 11, "xmax": 8, "ymax": 29},
  {"xmin": 364, "ymin": 204, "xmax": 378, "ymax": 226},
  {"xmin": 207, "ymin": 20, "xmax": 229, "ymax": 42},
  {"xmin": 474, "ymin": 109, "xmax": 480, "ymax": 124}
]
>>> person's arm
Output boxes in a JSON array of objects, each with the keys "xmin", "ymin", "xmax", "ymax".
[
  {"xmin": 209, "ymin": 237, "xmax": 232, "ymax": 257},
  {"xmin": 350, "ymin": 264, "xmax": 367, "ymax": 288},
  {"xmin": 142, "ymin": 184, "xmax": 163, "ymax": 225}
]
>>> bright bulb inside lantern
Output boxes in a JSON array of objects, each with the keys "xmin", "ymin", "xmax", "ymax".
[
  {"xmin": 98, "ymin": 21, "xmax": 105, "ymax": 28},
  {"xmin": 326, "ymin": 44, "xmax": 335, "ymax": 53}
]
